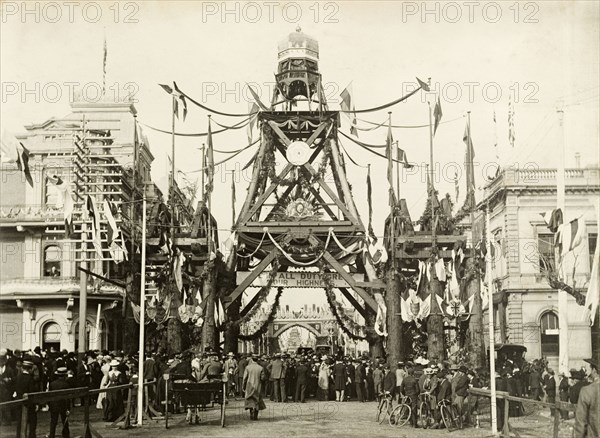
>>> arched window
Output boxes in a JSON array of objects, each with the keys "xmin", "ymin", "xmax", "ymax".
[
  {"xmin": 540, "ymin": 311, "xmax": 559, "ymax": 357},
  {"xmin": 43, "ymin": 245, "xmax": 61, "ymax": 277},
  {"xmin": 42, "ymin": 322, "xmax": 61, "ymax": 351}
]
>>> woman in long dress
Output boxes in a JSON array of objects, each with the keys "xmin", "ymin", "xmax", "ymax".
[
  {"xmin": 96, "ymin": 357, "xmax": 111, "ymax": 412},
  {"xmin": 243, "ymin": 354, "xmax": 266, "ymax": 421},
  {"xmin": 317, "ymin": 358, "xmax": 330, "ymax": 401}
]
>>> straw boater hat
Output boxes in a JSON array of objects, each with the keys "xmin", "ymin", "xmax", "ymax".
[
  {"xmin": 55, "ymin": 367, "xmax": 68, "ymax": 376},
  {"xmin": 109, "ymin": 359, "xmax": 119, "ymax": 367}
]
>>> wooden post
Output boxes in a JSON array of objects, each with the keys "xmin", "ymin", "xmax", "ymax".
[
  {"xmin": 553, "ymin": 406, "xmax": 560, "ymax": 438},
  {"xmin": 503, "ymin": 393, "xmax": 510, "ymax": 437},
  {"xmin": 466, "ymin": 256, "xmax": 486, "ymax": 368},
  {"xmin": 123, "ymin": 384, "xmax": 133, "ymax": 429},
  {"xmin": 427, "ymin": 276, "xmax": 445, "ymax": 361},
  {"xmin": 201, "ymin": 267, "xmax": 217, "ymax": 351},
  {"xmin": 164, "ymin": 376, "xmax": 169, "ymax": 429},
  {"xmin": 18, "ymin": 395, "xmax": 28, "ymax": 438},
  {"xmin": 83, "ymin": 391, "xmax": 92, "ymax": 438}
]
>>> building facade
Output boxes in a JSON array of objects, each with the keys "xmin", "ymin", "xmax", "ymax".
[
  {"xmin": 0, "ymin": 97, "xmax": 156, "ymax": 353},
  {"xmin": 481, "ymin": 166, "xmax": 599, "ymax": 370}
]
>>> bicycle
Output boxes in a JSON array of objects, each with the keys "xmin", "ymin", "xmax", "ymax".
[
  {"xmin": 388, "ymin": 395, "xmax": 411, "ymax": 427},
  {"xmin": 439, "ymin": 399, "xmax": 463, "ymax": 432},
  {"xmin": 418, "ymin": 392, "xmax": 436, "ymax": 429},
  {"xmin": 375, "ymin": 391, "xmax": 394, "ymax": 424}
]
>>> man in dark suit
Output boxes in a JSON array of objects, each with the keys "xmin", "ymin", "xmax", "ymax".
[
  {"xmin": 48, "ymin": 367, "xmax": 71, "ymax": 438},
  {"xmin": 400, "ymin": 367, "xmax": 419, "ymax": 427},
  {"xmin": 574, "ymin": 358, "xmax": 598, "ymax": 438},
  {"xmin": 433, "ymin": 370, "xmax": 451, "ymax": 429},
  {"xmin": 267, "ymin": 354, "xmax": 285, "ymax": 402},
  {"xmin": 15, "ymin": 360, "xmax": 38, "ymax": 438},
  {"xmin": 0, "ymin": 352, "xmax": 16, "ymax": 424},
  {"xmin": 454, "ymin": 366, "xmax": 470, "ymax": 423},
  {"xmin": 355, "ymin": 360, "xmax": 366, "ymax": 403},
  {"xmin": 295, "ymin": 359, "xmax": 309, "ymax": 403},
  {"xmin": 345, "ymin": 358, "xmax": 355, "ymax": 400}
]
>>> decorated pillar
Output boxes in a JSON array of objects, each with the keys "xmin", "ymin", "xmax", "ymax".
[
  {"xmin": 385, "ymin": 269, "xmax": 403, "ymax": 366},
  {"xmin": 466, "ymin": 256, "xmax": 485, "ymax": 368},
  {"xmin": 201, "ymin": 268, "xmax": 217, "ymax": 351},
  {"xmin": 427, "ymin": 274, "xmax": 445, "ymax": 361}
]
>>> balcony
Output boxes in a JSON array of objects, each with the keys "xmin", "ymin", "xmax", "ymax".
[{"xmin": 0, "ymin": 204, "xmax": 63, "ymax": 225}]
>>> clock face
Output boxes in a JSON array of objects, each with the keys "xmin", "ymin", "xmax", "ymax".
[{"xmin": 286, "ymin": 141, "xmax": 310, "ymax": 166}]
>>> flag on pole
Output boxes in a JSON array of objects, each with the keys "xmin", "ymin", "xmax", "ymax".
[
  {"xmin": 102, "ymin": 35, "xmax": 107, "ymax": 96},
  {"xmin": 48, "ymin": 175, "xmax": 74, "ymax": 237},
  {"xmin": 16, "ymin": 143, "xmax": 34, "ymax": 187},
  {"xmin": 247, "ymin": 103, "xmax": 259, "ymax": 144},
  {"xmin": 463, "ymin": 119, "xmax": 476, "ymax": 210},
  {"xmin": 386, "ymin": 122, "xmax": 396, "ymax": 207},
  {"xmin": 397, "ymin": 147, "xmax": 414, "ymax": 169},
  {"xmin": 231, "ymin": 171, "xmax": 236, "ymax": 225},
  {"xmin": 246, "ymin": 84, "xmax": 269, "ymax": 111},
  {"xmin": 205, "ymin": 117, "xmax": 215, "ymax": 195},
  {"xmin": 433, "ymin": 96, "xmax": 442, "ymax": 135},
  {"xmin": 340, "ymin": 83, "xmax": 358, "ymax": 137},
  {"xmin": 159, "ymin": 82, "xmax": 188, "ymax": 121},
  {"xmin": 584, "ymin": 236, "xmax": 599, "ymax": 325},
  {"xmin": 85, "ymin": 195, "xmax": 103, "ymax": 259},
  {"xmin": 558, "ymin": 216, "xmax": 585, "ymax": 256},
  {"xmin": 508, "ymin": 94, "xmax": 515, "ymax": 147},
  {"xmin": 366, "ymin": 164, "xmax": 376, "ymax": 242}
]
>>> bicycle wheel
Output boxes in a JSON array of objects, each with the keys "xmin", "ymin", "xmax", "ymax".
[
  {"xmin": 376, "ymin": 399, "xmax": 388, "ymax": 423},
  {"xmin": 389, "ymin": 404, "xmax": 411, "ymax": 427},
  {"xmin": 440, "ymin": 404, "xmax": 455, "ymax": 431},
  {"xmin": 419, "ymin": 401, "xmax": 430, "ymax": 429},
  {"xmin": 451, "ymin": 405, "xmax": 463, "ymax": 430}
]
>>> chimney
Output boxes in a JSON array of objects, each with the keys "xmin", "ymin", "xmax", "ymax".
[{"xmin": 575, "ymin": 152, "xmax": 581, "ymax": 169}]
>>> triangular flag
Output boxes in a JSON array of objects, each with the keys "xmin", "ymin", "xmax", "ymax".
[
  {"xmin": 433, "ymin": 96, "xmax": 442, "ymax": 134},
  {"xmin": 340, "ymin": 83, "xmax": 358, "ymax": 137},
  {"xmin": 246, "ymin": 84, "xmax": 269, "ymax": 111}
]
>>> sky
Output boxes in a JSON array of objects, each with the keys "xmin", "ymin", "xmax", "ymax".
[{"xmin": 2, "ymin": 1, "xmax": 599, "ymax": 310}]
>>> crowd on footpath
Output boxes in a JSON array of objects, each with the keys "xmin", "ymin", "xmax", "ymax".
[{"xmin": 0, "ymin": 346, "xmax": 597, "ymax": 437}]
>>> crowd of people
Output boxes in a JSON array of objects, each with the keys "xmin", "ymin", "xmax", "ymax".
[{"xmin": 0, "ymin": 346, "xmax": 597, "ymax": 437}]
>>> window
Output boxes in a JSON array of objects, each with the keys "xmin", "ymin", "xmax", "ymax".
[
  {"xmin": 540, "ymin": 311, "xmax": 559, "ymax": 357},
  {"xmin": 43, "ymin": 245, "xmax": 61, "ymax": 277},
  {"xmin": 589, "ymin": 233, "xmax": 598, "ymax": 272},
  {"xmin": 42, "ymin": 322, "xmax": 61, "ymax": 351},
  {"xmin": 538, "ymin": 233, "xmax": 555, "ymax": 272}
]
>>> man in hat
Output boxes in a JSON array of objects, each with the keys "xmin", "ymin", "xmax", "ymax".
[
  {"xmin": 400, "ymin": 367, "xmax": 419, "ymax": 427},
  {"xmin": 267, "ymin": 353, "xmax": 285, "ymax": 402},
  {"xmin": 243, "ymin": 354, "xmax": 266, "ymax": 420},
  {"xmin": 0, "ymin": 350, "xmax": 16, "ymax": 424},
  {"xmin": 454, "ymin": 365, "xmax": 470, "ymax": 424},
  {"xmin": 48, "ymin": 367, "xmax": 71, "ymax": 438},
  {"xmin": 236, "ymin": 354, "xmax": 249, "ymax": 398},
  {"xmin": 355, "ymin": 359, "xmax": 366, "ymax": 403},
  {"xmin": 569, "ymin": 369, "xmax": 589, "ymax": 405},
  {"xmin": 558, "ymin": 371, "xmax": 570, "ymax": 419},
  {"xmin": 575, "ymin": 358, "xmax": 599, "ymax": 438},
  {"xmin": 15, "ymin": 360, "xmax": 37, "ymax": 438},
  {"xmin": 544, "ymin": 368, "xmax": 557, "ymax": 417},
  {"xmin": 295, "ymin": 358, "xmax": 309, "ymax": 403},
  {"xmin": 224, "ymin": 352, "xmax": 238, "ymax": 399}
]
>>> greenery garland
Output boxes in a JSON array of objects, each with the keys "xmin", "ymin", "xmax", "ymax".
[
  {"xmin": 238, "ymin": 287, "xmax": 284, "ymax": 341},
  {"xmin": 217, "ymin": 260, "xmax": 280, "ymax": 330},
  {"xmin": 319, "ymin": 268, "xmax": 367, "ymax": 341}
]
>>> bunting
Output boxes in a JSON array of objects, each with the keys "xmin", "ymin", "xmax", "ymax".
[
  {"xmin": 103, "ymin": 199, "xmax": 127, "ymax": 263},
  {"xmin": 584, "ymin": 236, "xmax": 599, "ymax": 325}
]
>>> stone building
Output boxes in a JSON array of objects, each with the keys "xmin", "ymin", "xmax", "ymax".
[
  {"xmin": 0, "ymin": 97, "xmax": 157, "ymax": 353},
  {"xmin": 480, "ymin": 166, "xmax": 599, "ymax": 370}
]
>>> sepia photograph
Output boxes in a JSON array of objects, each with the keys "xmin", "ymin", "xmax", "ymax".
[{"xmin": 0, "ymin": 1, "xmax": 598, "ymax": 437}]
